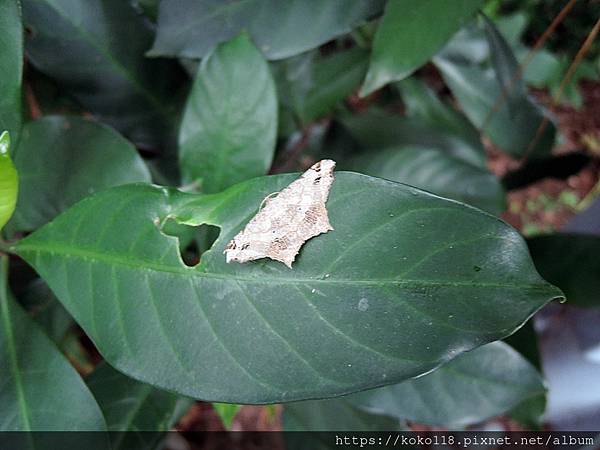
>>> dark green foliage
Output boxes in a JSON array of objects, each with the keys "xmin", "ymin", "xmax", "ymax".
[{"xmin": 2, "ymin": 0, "xmax": 593, "ymax": 435}]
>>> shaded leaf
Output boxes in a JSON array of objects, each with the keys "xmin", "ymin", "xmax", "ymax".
[
  {"xmin": 0, "ymin": 132, "xmax": 18, "ymax": 231},
  {"xmin": 340, "ymin": 108, "xmax": 483, "ymax": 168},
  {"xmin": 397, "ymin": 78, "xmax": 485, "ymax": 168},
  {"xmin": 0, "ymin": 0, "xmax": 23, "ymax": 142},
  {"xmin": 528, "ymin": 233, "xmax": 600, "ymax": 307},
  {"xmin": 509, "ymin": 393, "xmax": 546, "ymax": 430},
  {"xmin": 87, "ymin": 362, "xmax": 191, "ymax": 449},
  {"xmin": 284, "ymin": 398, "xmax": 400, "ymax": 432},
  {"xmin": 9, "ymin": 116, "xmax": 151, "ymax": 232},
  {"xmin": 284, "ymin": 399, "xmax": 401, "ymax": 449},
  {"xmin": 274, "ymin": 47, "xmax": 369, "ymax": 125},
  {"xmin": 131, "ymin": 0, "xmax": 158, "ymax": 20},
  {"xmin": 149, "ymin": 0, "xmax": 384, "ymax": 60},
  {"xmin": 435, "ymin": 58, "xmax": 555, "ymax": 158},
  {"xmin": 23, "ymin": 0, "xmax": 183, "ymax": 148},
  {"xmin": 15, "ymin": 171, "xmax": 562, "ymax": 403},
  {"xmin": 353, "ymin": 146, "xmax": 505, "ymax": 214},
  {"xmin": 0, "ymin": 256, "xmax": 107, "ymax": 431},
  {"xmin": 179, "ymin": 33, "xmax": 277, "ymax": 192},
  {"xmin": 360, "ymin": 0, "xmax": 485, "ymax": 95},
  {"xmin": 347, "ymin": 342, "xmax": 545, "ymax": 427},
  {"xmin": 19, "ymin": 277, "xmax": 73, "ymax": 345}
]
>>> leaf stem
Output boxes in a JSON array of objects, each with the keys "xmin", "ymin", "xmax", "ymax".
[{"xmin": 0, "ymin": 239, "xmax": 16, "ymax": 255}]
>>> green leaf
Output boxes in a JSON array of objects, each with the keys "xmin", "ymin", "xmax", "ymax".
[
  {"xmin": 274, "ymin": 47, "xmax": 369, "ymax": 125},
  {"xmin": 15, "ymin": 173, "xmax": 562, "ymax": 403},
  {"xmin": 0, "ymin": 256, "xmax": 107, "ymax": 431},
  {"xmin": 179, "ymin": 34, "xmax": 277, "ymax": 192},
  {"xmin": 360, "ymin": 0, "xmax": 485, "ymax": 96},
  {"xmin": 284, "ymin": 398, "xmax": 401, "ymax": 449},
  {"xmin": 434, "ymin": 58, "xmax": 555, "ymax": 158},
  {"xmin": 87, "ymin": 362, "xmax": 191, "ymax": 448},
  {"xmin": 19, "ymin": 278, "xmax": 73, "ymax": 345},
  {"xmin": 340, "ymin": 108, "xmax": 483, "ymax": 169},
  {"xmin": 284, "ymin": 398, "xmax": 400, "ymax": 431},
  {"xmin": 509, "ymin": 393, "xmax": 546, "ymax": 429},
  {"xmin": 528, "ymin": 233, "xmax": 600, "ymax": 307},
  {"xmin": 0, "ymin": 132, "xmax": 18, "ymax": 232},
  {"xmin": 482, "ymin": 14, "xmax": 529, "ymax": 108},
  {"xmin": 149, "ymin": 0, "xmax": 385, "ymax": 60},
  {"xmin": 23, "ymin": 0, "xmax": 182, "ymax": 148},
  {"xmin": 347, "ymin": 342, "xmax": 546, "ymax": 427},
  {"xmin": 212, "ymin": 403, "xmax": 241, "ymax": 429},
  {"xmin": 396, "ymin": 78, "xmax": 486, "ymax": 168},
  {"xmin": 0, "ymin": 0, "xmax": 23, "ymax": 142},
  {"xmin": 9, "ymin": 116, "xmax": 151, "ymax": 232},
  {"xmin": 352, "ymin": 146, "xmax": 506, "ymax": 215}
]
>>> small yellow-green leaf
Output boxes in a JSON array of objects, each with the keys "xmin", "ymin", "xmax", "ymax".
[
  {"xmin": 0, "ymin": 132, "xmax": 18, "ymax": 232},
  {"xmin": 212, "ymin": 403, "xmax": 242, "ymax": 429}
]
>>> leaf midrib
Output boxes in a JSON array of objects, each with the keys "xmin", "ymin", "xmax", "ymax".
[{"xmin": 16, "ymin": 241, "xmax": 558, "ymax": 293}]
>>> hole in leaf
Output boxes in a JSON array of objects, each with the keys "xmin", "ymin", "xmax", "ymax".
[{"xmin": 161, "ymin": 219, "xmax": 220, "ymax": 267}]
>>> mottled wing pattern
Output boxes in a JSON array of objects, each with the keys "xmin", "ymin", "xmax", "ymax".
[{"xmin": 224, "ymin": 159, "xmax": 336, "ymax": 268}]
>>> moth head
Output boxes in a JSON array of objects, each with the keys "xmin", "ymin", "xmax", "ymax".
[{"xmin": 309, "ymin": 159, "xmax": 335, "ymax": 174}]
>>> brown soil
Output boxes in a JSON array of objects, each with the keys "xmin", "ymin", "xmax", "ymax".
[{"xmin": 490, "ymin": 79, "xmax": 600, "ymax": 234}]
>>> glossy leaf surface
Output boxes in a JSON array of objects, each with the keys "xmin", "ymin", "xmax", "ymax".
[
  {"xmin": 15, "ymin": 173, "xmax": 561, "ymax": 403},
  {"xmin": 179, "ymin": 34, "xmax": 277, "ymax": 192}
]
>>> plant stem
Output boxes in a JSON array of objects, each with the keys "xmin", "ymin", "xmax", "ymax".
[{"xmin": 0, "ymin": 239, "xmax": 15, "ymax": 255}]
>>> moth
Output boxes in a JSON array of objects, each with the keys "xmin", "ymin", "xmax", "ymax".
[{"xmin": 224, "ymin": 159, "xmax": 336, "ymax": 268}]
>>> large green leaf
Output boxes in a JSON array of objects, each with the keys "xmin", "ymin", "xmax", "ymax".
[
  {"xmin": 353, "ymin": 146, "xmax": 505, "ymax": 215},
  {"xmin": 179, "ymin": 34, "xmax": 277, "ymax": 192},
  {"xmin": 0, "ymin": 256, "xmax": 107, "ymax": 431},
  {"xmin": 9, "ymin": 116, "xmax": 151, "ymax": 232},
  {"xmin": 15, "ymin": 173, "xmax": 562, "ymax": 403},
  {"xmin": 360, "ymin": 0, "xmax": 485, "ymax": 96},
  {"xmin": 149, "ymin": 0, "xmax": 384, "ymax": 60},
  {"xmin": 528, "ymin": 233, "xmax": 600, "ymax": 307},
  {"xmin": 87, "ymin": 362, "xmax": 191, "ymax": 449},
  {"xmin": 274, "ymin": 47, "xmax": 369, "ymax": 125},
  {"xmin": 0, "ymin": 132, "xmax": 18, "ymax": 232},
  {"xmin": 0, "ymin": 0, "xmax": 23, "ymax": 143},
  {"xmin": 22, "ymin": 0, "xmax": 182, "ymax": 147},
  {"xmin": 347, "ymin": 342, "xmax": 545, "ymax": 427}
]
